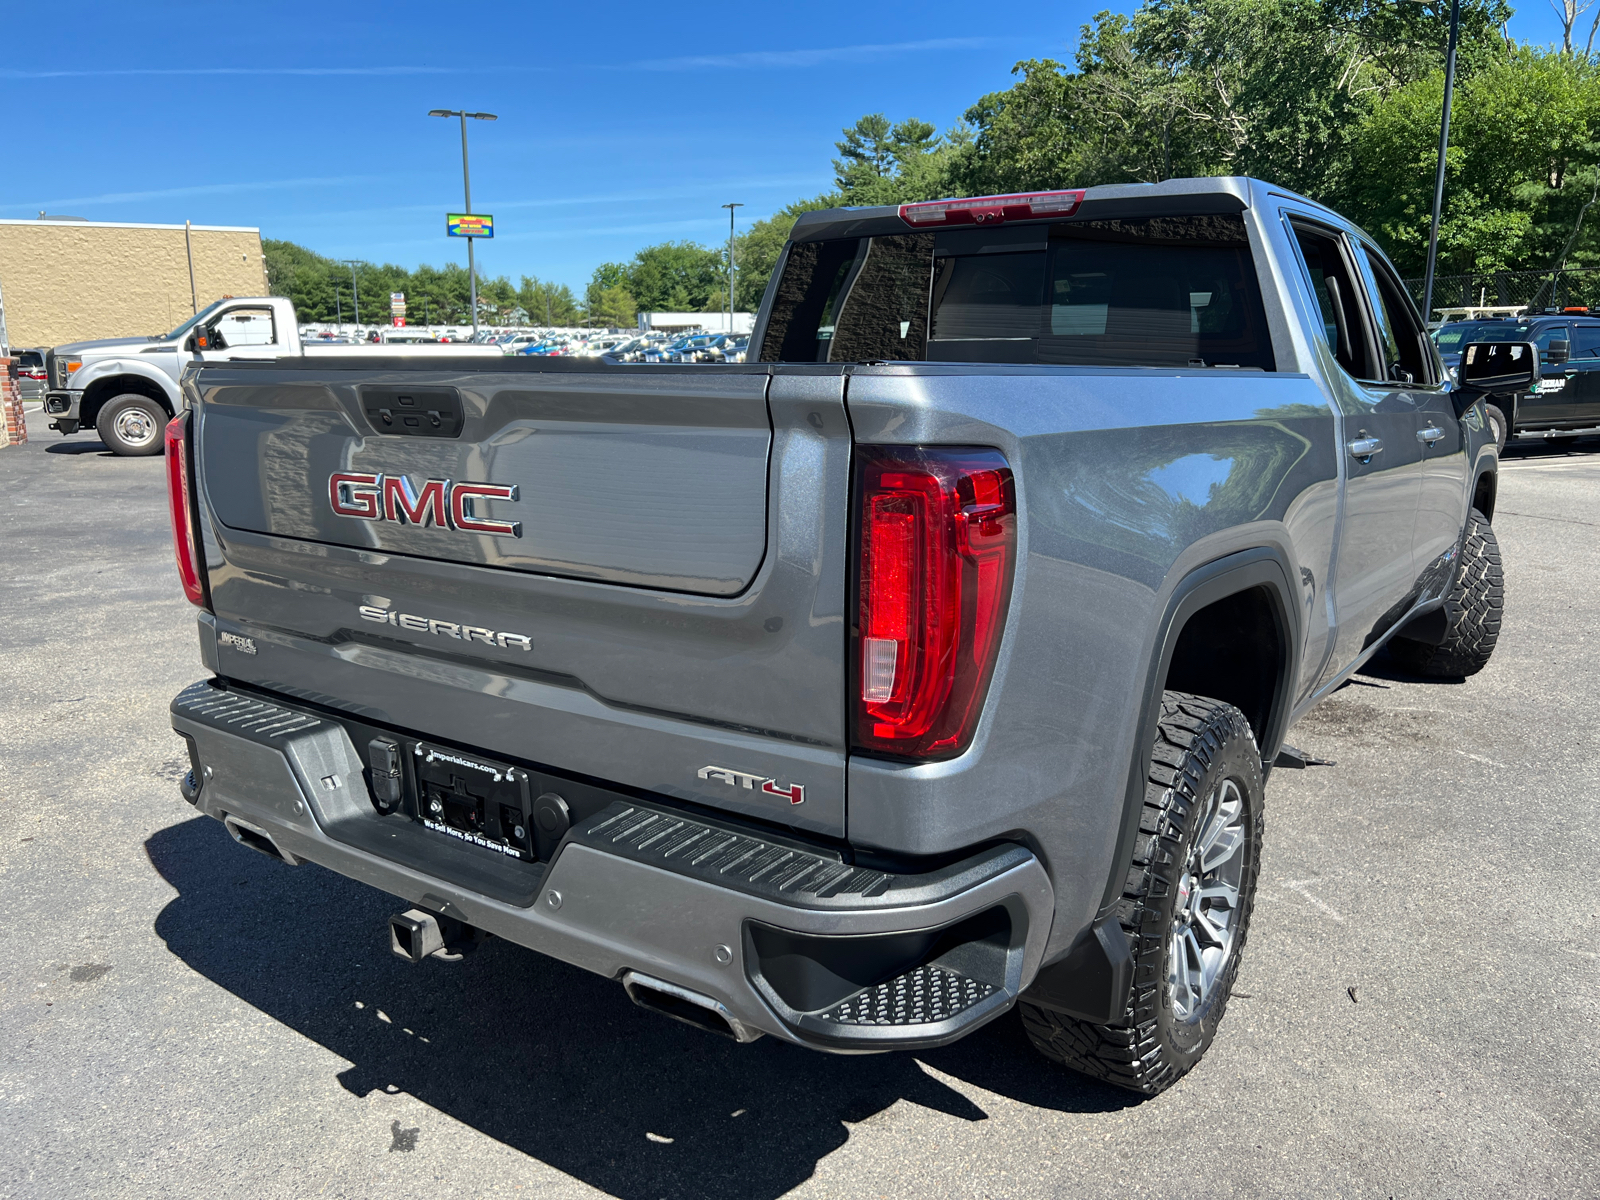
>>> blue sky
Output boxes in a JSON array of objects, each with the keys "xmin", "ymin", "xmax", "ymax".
[{"xmin": 0, "ymin": 1, "xmax": 1572, "ymax": 293}]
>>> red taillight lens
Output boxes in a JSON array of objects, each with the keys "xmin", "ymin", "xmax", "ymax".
[
  {"xmin": 20, "ymin": 368, "xmax": 46, "ymax": 380},
  {"xmin": 165, "ymin": 413, "xmax": 208, "ymax": 608},
  {"xmin": 853, "ymin": 446, "xmax": 1016, "ymax": 760}
]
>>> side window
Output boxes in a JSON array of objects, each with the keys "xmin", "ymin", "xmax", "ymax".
[
  {"xmin": 828, "ymin": 233, "xmax": 933, "ymax": 362},
  {"xmin": 1289, "ymin": 222, "xmax": 1374, "ymax": 381},
  {"xmin": 757, "ymin": 239, "xmax": 862, "ymax": 362},
  {"xmin": 1570, "ymin": 325, "xmax": 1600, "ymax": 358},
  {"xmin": 211, "ymin": 306, "xmax": 277, "ymax": 349},
  {"xmin": 1358, "ymin": 245, "xmax": 1432, "ymax": 385}
]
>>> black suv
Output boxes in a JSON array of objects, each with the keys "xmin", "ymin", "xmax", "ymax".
[{"xmin": 1433, "ymin": 313, "xmax": 1600, "ymax": 448}]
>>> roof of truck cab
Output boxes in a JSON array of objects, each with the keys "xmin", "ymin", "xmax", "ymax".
[{"xmin": 787, "ymin": 176, "xmax": 1329, "ymax": 242}]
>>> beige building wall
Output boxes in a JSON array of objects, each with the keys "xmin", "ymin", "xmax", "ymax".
[{"xmin": 0, "ymin": 219, "xmax": 269, "ymax": 348}]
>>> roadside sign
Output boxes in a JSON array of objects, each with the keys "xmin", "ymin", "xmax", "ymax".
[
  {"xmin": 392, "ymin": 317, "xmax": 405, "ymax": 328},
  {"xmin": 390, "ymin": 292, "xmax": 406, "ymax": 315},
  {"xmin": 447, "ymin": 213, "xmax": 494, "ymax": 239}
]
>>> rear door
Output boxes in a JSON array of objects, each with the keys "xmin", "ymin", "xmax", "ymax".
[
  {"xmin": 193, "ymin": 362, "xmax": 855, "ymax": 835},
  {"xmin": 1288, "ymin": 219, "xmax": 1426, "ymax": 674},
  {"xmin": 1353, "ymin": 240, "xmax": 1465, "ymax": 601}
]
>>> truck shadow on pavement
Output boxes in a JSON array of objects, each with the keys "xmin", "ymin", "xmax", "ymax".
[
  {"xmin": 43, "ymin": 439, "xmax": 114, "ymax": 455},
  {"xmin": 146, "ymin": 816, "xmax": 1134, "ymax": 1199}
]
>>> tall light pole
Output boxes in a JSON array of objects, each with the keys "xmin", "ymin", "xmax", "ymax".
[
  {"xmin": 721, "ymin": 202, "xmax": 743, "ymax": 336},
  {"xmin": 340, "ymin": 260, "xmax": 363, "ymax": 336},
  {"xmin": 1421, "ymin": 0, "xmax": 1461, "ymax": 326},
  {"xmin": 429, "ymin": 108, "xmax": 498, "ymax": 340}
]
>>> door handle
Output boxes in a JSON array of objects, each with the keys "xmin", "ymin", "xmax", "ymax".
[
  {"xmin": 1417, "ymin": 425, "xmax": 1445, "ymax": 446},
  {"xmin": 1347, "ymin": 436, "xmax": 1383, "ymax": 462}
]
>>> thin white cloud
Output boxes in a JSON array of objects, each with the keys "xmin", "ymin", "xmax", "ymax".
[
  {"xmin": 631, "ymin": 38, "xmax": 992, "ymax": 70},
  {"xmin": 0, "ymin": 65, "xmax": 464, "ymax": 80},
  {"xmin": 4, "ymin": 176, "xmax": 381, "ymax": 212},
  {"xmin": 492, "ymin": 174, "xmax": 828, "ymax": 211},
  {"xmin": 0, "ymin": 40, "xmax": 991, "ymax": 81}
]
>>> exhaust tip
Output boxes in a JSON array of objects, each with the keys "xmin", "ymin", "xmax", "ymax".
[
  {"xmin": 222, "ymin": 814, "xmax": 300, "ymax": 866},
  {"xmin": 621, "ymin": 971, "xmax": 761, "ymax": 1043}
]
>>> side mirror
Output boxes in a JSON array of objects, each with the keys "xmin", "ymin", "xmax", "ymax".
[
  {"xmin": 191, "ymin": 325, "xmax": 214, "ymax": 352},
  {"xmin": 1547, "ymin": 338, "xmax": 1570, "ymax": 365},
  {"xmin": 1458, "ymin": 341, "xmax": 1539, "ymax": 393}
]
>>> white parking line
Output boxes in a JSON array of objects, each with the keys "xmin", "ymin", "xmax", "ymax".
[
  {"xmin": 1283, "ymin": 879, "xmax": 1344, "ymax": 922},
  {"xmin": 1454, "ymin": 749, "xmax": 1508, "ymax": 768}
]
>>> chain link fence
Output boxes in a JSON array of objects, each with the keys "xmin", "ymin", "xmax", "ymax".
[{"xmin": 1403, "ymin": 267, "xmax": 1600, "ymax": 315}]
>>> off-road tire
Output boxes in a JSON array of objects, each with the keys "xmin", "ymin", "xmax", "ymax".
[
  {"xmin": 95, "ymin": 393, "xmax": 167, "ymax": 456},
  {"xmin": 1484, "ymin": 403, "xmax": 1508, "ymax": 452},
  {"xmin": 1020, "ymin": 693, "xmax": 1263, "ymax": 1095},
  {"xmin": 1387, "ymin": 507, "xmax": 1502, "ymax": 678}
]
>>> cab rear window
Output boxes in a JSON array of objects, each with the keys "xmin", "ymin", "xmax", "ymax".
[{"xmin": 759, "ymin": 213, "xmax": 1274, "ymax": 370}]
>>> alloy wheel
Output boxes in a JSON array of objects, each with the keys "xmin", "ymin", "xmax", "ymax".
[{"xmin": 1168, "ymin": 777, "xmax": 1247, "ymax": 1022}]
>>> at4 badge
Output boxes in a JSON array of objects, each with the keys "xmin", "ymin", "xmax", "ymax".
[{"xmin": 697, "ymin": 765, "xmax": 805, "ymax": 805}]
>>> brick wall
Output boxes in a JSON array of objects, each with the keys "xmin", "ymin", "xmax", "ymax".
[{"xmin": 1, "ymin": 357, "xmax": 27, "ymax": 447}]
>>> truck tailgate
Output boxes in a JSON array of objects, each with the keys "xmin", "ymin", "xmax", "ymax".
[
  {"xmin": 201, "ymin": 369, "xmax": 770, "ymax": 594},
  {"xmin": 190, "ymin": 364, "xmax": 852, "ymax": 835}
]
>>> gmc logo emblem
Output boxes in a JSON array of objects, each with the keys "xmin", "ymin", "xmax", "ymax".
[{"xmin": 329, "ymin": 473, "xmax": 521, "ymax": 538}]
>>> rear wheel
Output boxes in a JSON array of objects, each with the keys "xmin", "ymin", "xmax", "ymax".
[
  {"xmin": 1020, "ymin": 693, "xmax": 1263, "ymax": 1094},
  {"xmin": 1387, "ymin": 507, "xmax": 1502, "ymax": 677},
  {"xmin": 95, "ymin": 393, "xmax": 167, "ymax": 456}
]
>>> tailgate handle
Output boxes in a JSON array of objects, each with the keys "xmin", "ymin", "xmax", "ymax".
[{"xmin": 361, "ymin": 387, "xmax": 464, "ymax": 439}]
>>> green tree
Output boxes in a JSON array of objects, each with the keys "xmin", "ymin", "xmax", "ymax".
[
  {"xmin": 585, "ymin": 283, "xmax": 638, "ymax": 329},
  {"xmin": 954, "ymin": 0, "xmax": 1511, "ymax": 199},
  {"xmin": 832, "ymin": 113, "xmax": 967, "ymax": 205},
  {"xmin": 1346, "ymin": 46, "xmax": 1600, "ymax": 276},
  {"xmin": 518, "ymin": 275, "xmax": 580, "ymax": 325},
  {"xmin": 595, "ymin": 242, "xmax": 726, "ymax": 312}
]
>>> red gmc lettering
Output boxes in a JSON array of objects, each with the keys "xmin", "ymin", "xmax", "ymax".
[
  {"xmin": 328, "ymin": 473, "xmax": 520, "ymax": 538},
  {"xmin": 329, "ymin": 472, "xmax": 382, "ymax": 520},
  {"xmin": 451, "ymin": 483, "xmax": 522, "ymax": 538},
  {"xmin": 382, "ymin": 476, "xmax": 451, "ymax": 528}
]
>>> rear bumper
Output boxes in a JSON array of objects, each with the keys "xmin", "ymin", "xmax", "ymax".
[{"xmin": 170, "ymin": 679, "xmax": 1054, "ymax": 1052}]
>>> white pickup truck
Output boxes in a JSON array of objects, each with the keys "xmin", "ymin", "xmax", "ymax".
[{"xmin": 43, "ymin": 296, "xmax": 501, "ymax": 455}]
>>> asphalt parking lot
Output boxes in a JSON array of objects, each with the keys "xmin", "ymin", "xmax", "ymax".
[{"xmin": 3, "ymin": 407, "xmax": 1597, "ymax": 1199}]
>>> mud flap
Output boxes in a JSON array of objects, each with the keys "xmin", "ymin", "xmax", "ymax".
[{"xmin": 1018, "ymin": 917, "xmax": 1133, "ymax": 1025}]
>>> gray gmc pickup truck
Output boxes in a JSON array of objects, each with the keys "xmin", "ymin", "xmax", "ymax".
[{"xmin": 165, "ymin": 177, "xmax": 1516, "ymax": 1094}]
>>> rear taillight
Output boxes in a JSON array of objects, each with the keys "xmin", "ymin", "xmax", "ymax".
[
  {"xmin": 853, "ymin": 446, "xmax": 1016, "ymax": 760},
  {"xmin": 20, "ymin": 368, "xmax": 46, "ymax": 380},
  {"xmin": 165, "ymin": 413, "xmax": 208, "ymax": 608}
]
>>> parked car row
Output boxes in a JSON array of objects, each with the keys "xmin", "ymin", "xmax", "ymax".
[{"xmin": 290, "ymin": 325, "xmax": 751, "ymax": 361}]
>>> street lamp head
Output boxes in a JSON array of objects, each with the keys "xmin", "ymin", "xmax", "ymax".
[
  {"xmin": 428, "ymin": 109, "xmax": 453, "ymax": 118},
  {"xmin": 467, "ymin": 112, "xmax": 498, "ymax": 121}
]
